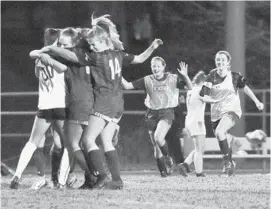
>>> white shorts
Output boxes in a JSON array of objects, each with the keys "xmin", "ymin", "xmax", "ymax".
[{"xmin": 185, "ymin": 120, "xmax": 206, "ymax": 137}]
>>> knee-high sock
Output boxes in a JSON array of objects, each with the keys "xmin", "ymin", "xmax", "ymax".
[
  {"xmin": 87, "ymin": 149, "xmax": 107, "ymax": 177},
  {"xmin": 105, "ymin": 150, "xmax": 121, "ymax": 181},
  {"xmin": 159, "ymin": 141, "xmax": 169, "ymax": 156},
  {"xmin": 184, "ymin": 150, "xmax": 195, "ymax": 165},
  {"xmin": 51, "ymin": 147, "xmax": 63, "ymax": 178},
  {"xmin": 194, "ymin": 151, "xmax": 203, "ymax": 174},
  {"xmin": 34, "ymin": 148, "xmax": 46, "ymax": 176},
  {"xmin": 14, "ymin": 142, "xmax": 37, "ymax": 179},
  {"xmin": 74, "ymin": 150, "xmax": 91, "ymax": 175},
  {"xmin": 58, "ymin": 148, "xmax": 70, "ymax": 185},
  {"xmin": 218, "ymin": 139, "xmax": 230, "ymax": 162}
]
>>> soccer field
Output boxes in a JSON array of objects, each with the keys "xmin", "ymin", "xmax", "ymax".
[{"xmin": 1, "ymin": 171, "xmax": 270, "ymax": 209}]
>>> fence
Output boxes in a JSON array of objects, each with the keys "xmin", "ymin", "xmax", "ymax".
[{"xmin": 1, "ymin": 89, "xmax": 270, "ymax": 170}]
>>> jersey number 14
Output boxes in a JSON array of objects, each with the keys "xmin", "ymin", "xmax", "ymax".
[{"xmin": 109, "ymin": 58, "xmax": 121, "ymax": 80}]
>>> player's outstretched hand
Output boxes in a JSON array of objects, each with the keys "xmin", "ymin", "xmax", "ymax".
[
  {"xmin": 256, "ymin": 101, "xmax": 264, "ymax": 111},
  {"xmin": 177, "ymin": 61, "xmax": 188, "ymax": 76},
  {"xmin": 151, "ymin": 39, "xmax": 163, "ymax": 49}
]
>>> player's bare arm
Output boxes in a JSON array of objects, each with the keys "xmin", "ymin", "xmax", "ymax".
[
  {"xmin": 131, "ymin": 39, "xmax": 163, "ymax": 64},
  {"xmin": 243, "ymin": 85, "xmax": 264, "ymax": 111},
  {"xmin": 39, "ymin": 53, "xmax": 68, "ymax": 73},
  {"xmin": 40, "ymin": 46, "xmax": 80, "ymax": 63},
  {"xmin": 199, "ymin": 95, "xmax": 220, "ymax": 103},
  {"xmin": 121, "ymin": 77, "xmax": 135, "ymax": 90},
  {"xmin": 177, "ymin": 61, "xmax": 193, "ymax": 90}
]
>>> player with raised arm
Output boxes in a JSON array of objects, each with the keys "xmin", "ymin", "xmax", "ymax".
[
  {"xmin": 37, "ymin": 14, "xmax": 163, "ymax": 189},
  {"xmin": 178, "ymin": 71, "xmax": 221, "ymax": 177},
  {"xmin": 122, "ymin": 57, "xmax": 193, "ymax": 177},
  {"xmin": 199, "ymin": 50, "xmax": 264, "ymax": 176},
  {"xmin": 10, "ymin": 28, "xmax": 68, "ymax": 189}
]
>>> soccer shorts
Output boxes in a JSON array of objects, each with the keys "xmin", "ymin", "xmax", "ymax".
[
  {"xmin": 211, "ymin": 111, "xmax": 239, "ymax": 134},
  {"xmin": 37, "ymin": 108, "xmax": 67, "ymax": 121},
  {"xmin": 145, "ymin": 108, "xmax": 175, "ymax": 132},
  {"xmin": 66, "ymin": 100, "xmax": 93, "ymax": 126},
  {"xmin": 185, "ymin": 119, "xmax": 206, "ymax": 137},
  {"xmin": 92, "ymin": 93, "xmax": 124, "ymax": 123}
]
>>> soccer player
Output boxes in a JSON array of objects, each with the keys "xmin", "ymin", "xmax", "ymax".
[
  {"xmin": 32, "ymin": 27, "xmax": 99, "ymax": 189},
  {"xmin": 200, "ymin": 50, "xmax": 264, "ymax": 176},
  {"xmin": 122, "ymin": 57, "xmax": 193, "ymax": 177},
  {"xmin": 178, "ymin": 71, "xmax": 221, "ymax": 177},
  {"xmin": 10, "ymin": 28, "xmax": 68, "ymax": 189},
  {"xmin": 38, "ymin": 14, "xmax": 163, "ymax": 189}
]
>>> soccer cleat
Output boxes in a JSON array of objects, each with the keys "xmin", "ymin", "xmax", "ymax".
[
  {"xmin": 66, "ymin": 173, "xmax": 77, "ymax": 188},
  {"xmin": 51, "ymin": 173, "xmax": 59, "ymax": 188},
  {"xmin": 178, "ymin": 163, "xmax": 188, "ymax": 177},
  {"xmin": 228, "ymin": 161, "xmax": 236, "ymax": 176},
  {"xmin": 56, "ymin": 183, "xmax": 66, "ymax": 190},
  {"xmin": 165, "ymin": 156, "xmax": 174, "ymax": 175},
  {"xmin": 182, "ymin": 162, "xmax": 192, "ymax": 173},
  {"xmin": 10, "ymin": 176, "xmax": 20, "ymax": 189},
  {"xmin": 160, "ymin": 170, "xmax": 168, "ymax": 177},
  {"xmin": 105, "ymin": 179, "xmax": 124, "ymax": 190},
  {"xmin": 93, "ymin": 175, "xmax": 110, "ymax": 189},
  {"xmin": 78, "ymin": 174, "xmax": 97, "ymax": 190},
  {"xmin": 196, "ymin": 172, "xmax": 206, "ymax": 177},
  {"xmin": 31, "ymin": 176, "xmax": 48, "ymax": 190}
]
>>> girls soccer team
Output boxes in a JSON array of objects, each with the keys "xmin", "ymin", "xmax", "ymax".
[{"xmin": 9, "ymin": 14, "xmax": 264, "ymax": 190}]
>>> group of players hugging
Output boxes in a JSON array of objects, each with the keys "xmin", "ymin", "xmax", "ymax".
[{"xmin": 9, "ymin": 14, "xmax": 264, "ymax": 190}]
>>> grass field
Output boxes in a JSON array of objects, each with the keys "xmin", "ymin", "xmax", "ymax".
[{"xmin": 1, "ymin": 170, "xmax": 270, "ymax": 209}]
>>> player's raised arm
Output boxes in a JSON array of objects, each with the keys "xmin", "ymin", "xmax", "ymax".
[
  {"xmin": 177, "ymin": 61, "xmax": 193, "ymax": 90},
  {"xmin": 121, "ymin": 77, "xmax": 135, "ymax": 90},
  {"xmin": 131, "ymin": 39, "xmax": 163, "ymax": 64}
]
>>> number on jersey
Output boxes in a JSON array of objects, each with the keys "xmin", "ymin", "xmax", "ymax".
[{"xmin": 109, "ymin": 58, "xmax": 121, "ymax": 80}]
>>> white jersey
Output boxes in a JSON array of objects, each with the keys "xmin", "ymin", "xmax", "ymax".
[
  {"xmin": 36, "ymin": 60, "xmax": 66, "ymax": 109},
  {"xmin": 185, "ymin": 86, "xmax": 206, "ymax": 124},
  {"xmin": 209, "ymin": 71, "xmax": 242, "ymax": 122}
]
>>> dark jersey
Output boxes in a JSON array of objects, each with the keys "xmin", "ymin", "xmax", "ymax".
[
  {"xmin": 53, "ymin": 47, "xmax": 94, "ymax": 104},
  {"xmin": 76, "ymin": 49, "xmax": 135, "ymax": 96}
]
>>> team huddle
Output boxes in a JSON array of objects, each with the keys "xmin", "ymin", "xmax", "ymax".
[{"xmin": 10, "ymin": 14, "xmax": 264, "ymax": 190}]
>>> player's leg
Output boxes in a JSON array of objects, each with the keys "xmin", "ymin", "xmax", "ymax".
[
  {"xmin": 100, "ymin": 121, "xmax": 123, "ymax": 189},
  {"xmin": 214, "ymin": 112, "xmax": 238, "ymax": 176},
  {"xmin": 154, "ymin": 119, "xmax": 174, "ymax": 174},
  {"xmin": 31, "ymin": 135, "xmax": 48, "ymax": 190},
  {"xmin": 81, "ymin": 115, "xmax": 108, "ymax": 189},
  {"xmin": 10, "ymin": 116, "xmax": 51, "ymax": 189},
  {"xmin": 49, "ymin": 129, "xmax": 63, "ymax": 187},
  {"xmin": 148, "ymin": 131, "xmax": 167, "ymax": 177},
  {"xmin": 193, "ymin": 135, "xmax": 205, "ymax": 177},
  {"xmin": 65, "ymin": 122, "xmax": 95, "ymax": 189}
]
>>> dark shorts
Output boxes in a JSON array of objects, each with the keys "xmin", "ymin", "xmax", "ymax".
[
  {"xmin": 145, "ymin": 108, "xmax": 175, "ymax": 132},
  {"xmin": 37, "ymin": 108, "xmax": 67, "ymax": 121},
  {"xmin": 92, "ymin": 93, "xmax": 124, "ymax": 123},
  {"xmin": 66, "ymin": 100, "xmax": 93, "ymax": 125}
]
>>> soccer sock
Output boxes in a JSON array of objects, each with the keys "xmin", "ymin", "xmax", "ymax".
[
  {"xmin": 194, "ymin": 151, "xmax": 203, "ymax": 174},
  {"xmin": 184, "ymin": 150, "xmax": 195, "ymax": 165},
  {"xmin": 69, "ymin": 155, "xmax": 76, "ymax": 174},
  {"xmin": 88, "ymin": 149, "xmax": 107, "ymax": 177},
  {"xmin": 159, "ymin": 141, "xmax": 169, "ymax": 156},
  {"xmin": 83, "ymin": 150, "xmax": 97, "ymax": 176},
  {"xmin": 58, "ymin": 148, "xmax": 70, "ymax": 185},
  {"xmin": 228, "ymin": 147, "xmax": 233, "ymax": 163},
  {"xmin": 14, "ymin": 142, "xmax": 37, "ymax": 179},
  {"xmin": 51, "ymin": 147, "xmax": 63, "ymax": 178},
  {"xmin": 74, "ymin": 150, "xmax": 91, "ymax": 174},
  {"xmin": 156, "ymin": 157, "xmax": 167, "ymax": 173},
  {"xmin": 218, "ymin": 139, "xmax": 230, "ymax": 162},
  {"xmin": 34, "ymin": 148, "xmax": 46, "ymax": 176},
  {"xmin": 172, "ymin": 136, "xmax": 185, "ymax": 164},
  {"xmin": 105, "ymin": 150, "xmax": 121, "ymax": 181}
]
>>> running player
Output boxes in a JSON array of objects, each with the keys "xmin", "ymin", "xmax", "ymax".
[
  {"xmin": 178, "ymin": 71, "xmax": 220, "ymax": 177},
  {"xmin": 10, "ymin": 28, "xmax": 68, "ymax": 189},
  {"xmin": 200, "ymin": 50, "xmax": 264, "ymax": 176},
  {"xmin": 38, "ymin": 14, "xmax": 163, "ymax": 189},
  {"xmin": 122, "ymin": 57, "xmax": 193, "ymax": 177}
]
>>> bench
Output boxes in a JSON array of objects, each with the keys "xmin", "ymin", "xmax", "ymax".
[{"xmin": 202, "ymin": 137, "xmax": 270, "ymax": 171}]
